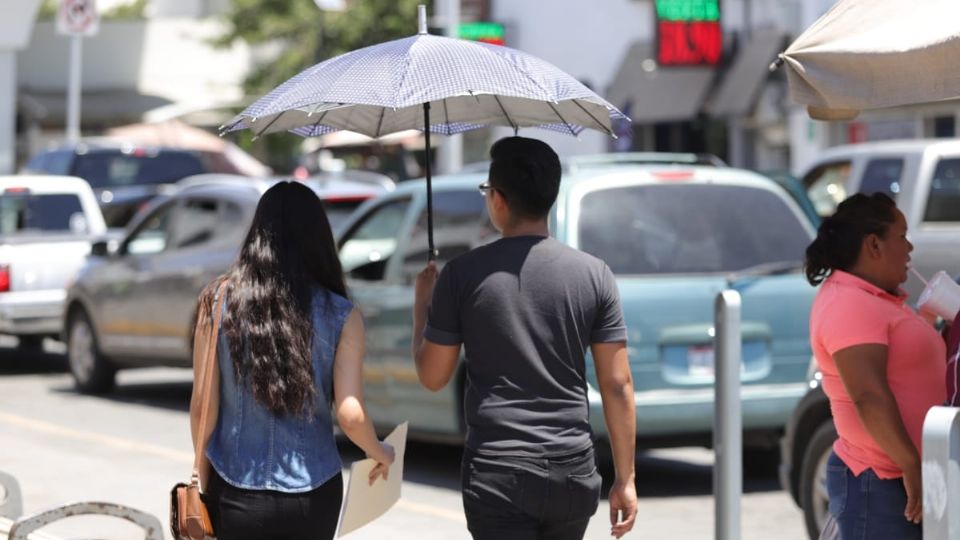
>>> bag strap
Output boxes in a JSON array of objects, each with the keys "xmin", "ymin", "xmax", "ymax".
[{"xmin": 191, "ymin": 282, "xmax": 228, "ymax": 485}]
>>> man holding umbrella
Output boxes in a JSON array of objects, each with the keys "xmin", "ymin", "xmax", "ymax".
[{"xmin": 412, "ymin": 136, "xmax": 638, "ymax": 539}]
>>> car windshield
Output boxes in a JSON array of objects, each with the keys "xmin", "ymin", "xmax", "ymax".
[
  {"xmin": 72, "ymin": 151, "xmax": 206, "ymax": 189},
  {"xmin": 576, "ymin": 183, "xmax": 811, "ymax": 275},
  {"xmin": 0, "ymin": 192, "xmax": 87, "ymax": 234},
  {"xmin": 323, "ymin": 200, "xmax": 367, "ymax": 233}
]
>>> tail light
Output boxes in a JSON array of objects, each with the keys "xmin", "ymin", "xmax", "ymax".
[
  {"xmin": 651, "ymin": 170, "xmax": 694, "ymax": 181},
  {"xmin": 0, "ymin": 264, "xmax": 10, "ymax": 293}
]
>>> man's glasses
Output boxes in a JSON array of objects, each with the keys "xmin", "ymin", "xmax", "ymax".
[{"xmin": 478, "ymin": 182, "xmax": 500, "ymax": 197}]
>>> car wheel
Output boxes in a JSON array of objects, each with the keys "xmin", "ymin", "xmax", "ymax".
[
  {"xmin": 16, "ymin": 335, "xmax": 44, "ymax": 351},
  {"xmin": 799, "ymin": 421, "xmax": 837, "ymax": 539},
  {"xmin": 67, "ymin": 310, "xmax": 116, "ymax": 394}
]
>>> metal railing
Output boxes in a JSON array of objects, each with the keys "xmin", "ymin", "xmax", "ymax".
[{"xmin": 923, "ymin": 406, "xmax": 960, "ymax": 540}]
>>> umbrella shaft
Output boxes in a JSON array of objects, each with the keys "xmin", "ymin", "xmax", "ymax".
[{"xmin": 424, "ymin": 102, "xmax": 436, "ymax": 261}]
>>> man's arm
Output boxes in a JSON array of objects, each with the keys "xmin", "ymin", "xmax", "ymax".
[
  {"xmin": 592, "ymin": 341, "xmax": 637, "ymax": 539},
  {"xmin": 412, "ymin": 261, "xmax": 461, "ymax": 391}
]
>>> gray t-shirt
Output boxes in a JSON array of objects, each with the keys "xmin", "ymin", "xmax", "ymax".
[{"xmin": 424, "ymin": 235, "xmax": 627, "ymax": 457}]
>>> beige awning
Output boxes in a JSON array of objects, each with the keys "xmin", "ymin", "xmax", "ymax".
[
  {"xmin": 780, "ymin": 0, "xmax": 960, "ymax": 120},
  {"xmin": 19, "ymin": 88, "xmax": 173, "ymax": 127},
  {"xmin": 707, "ymin": 30, "xmax": 786, "ymax": 118},
  {"xmin": 606, "ymin": 42, "xmax": 715, "ymax": 124}
]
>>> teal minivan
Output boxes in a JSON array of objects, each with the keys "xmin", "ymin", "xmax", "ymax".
[{"xmin": 336, "ymin": 164, "xmax": 817, "ymax": 452}]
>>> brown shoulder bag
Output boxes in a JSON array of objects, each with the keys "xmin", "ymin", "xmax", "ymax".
[{"xmin": 170, "ymin": 283, "xmax": 227, "ymax": 540}]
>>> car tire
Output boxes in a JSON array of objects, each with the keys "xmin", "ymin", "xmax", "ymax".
[
  {"xmin": 67, "ymin": 309, "xmax": 116, "ymax": 394},
  {"xmin": 799, "ymin": 421, "xmax": 837, "ymax": 539}
]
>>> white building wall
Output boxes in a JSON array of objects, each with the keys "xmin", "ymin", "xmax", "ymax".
[
  {"xmin": 490, "ymin": 0, "xmax": 652, "ymax": 158},
  {"xmin": 490, "ymin": 0, "xmax": 817, "ymax": 159},
  {"xmin": 18, "ymin": 17, "xmax": 250, "ymax": 124}
]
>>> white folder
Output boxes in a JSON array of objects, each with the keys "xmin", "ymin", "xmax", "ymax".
[{"xmin": 336, "ymin": 422, "xmax": 408, "ymax": 537}]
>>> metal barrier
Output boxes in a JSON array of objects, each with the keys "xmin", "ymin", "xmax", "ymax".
[
  {"xmin": 923, "ymin": 405, "xmax": 960, "ymax": 540},
  {"xmin": 0, "ymin": 469, "xmax": 163, "ymax": 540},
  {"xmin": 714, "ymin": 290, "xmax": 742, "ymax": 540},
  {"xmin": 0, "ymin": 472, "xmax": 22, "ymax": 522}
]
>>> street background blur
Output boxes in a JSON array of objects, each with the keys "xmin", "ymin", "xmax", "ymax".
[{"xmin": 3, "ymin": 1, "xmax": 960, "ymax": 539}]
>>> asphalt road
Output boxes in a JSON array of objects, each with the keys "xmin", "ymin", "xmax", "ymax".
[{"xmin": 0, "ymin": 340, "xmax": 810, "ymax": 540}]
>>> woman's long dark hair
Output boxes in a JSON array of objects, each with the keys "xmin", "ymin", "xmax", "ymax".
[
  {"xmin": 804, "ymin": 192, "xmax": 897, "ymax": 286},
  {"xmin": 199, "ymin": 181, "xmax": 346, "ymax": 416}
]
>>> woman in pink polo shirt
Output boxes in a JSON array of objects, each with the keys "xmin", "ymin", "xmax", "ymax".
[{"xmin": 805, "ymin": 193, "xmax": 945, "ymax": 540}]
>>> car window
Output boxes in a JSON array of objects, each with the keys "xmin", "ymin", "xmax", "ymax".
[
  {"xmin": 171, "ymin": 198, "xmax": 220, "ymax": 250},
  {"xmin": 860, "ymin": 158, "xmax": 904, "ymax": 199},
  {"xmin": 0, "ymin": 192, "xmax": 87, "ymax": 234},
  {"xmin": 401, "ymin": 190, "xmax": 491, "ymax": 276},
  {"xmin": 72, "ymin": 152, "xmax": 206, "ymax": 189},
  {"xmin": 803, "ymin": 161, "xmax": 851, "ymax": 217},
  {"xmin": 923, "ymin": 158, "xmax": 960, "ymax": 222},
  {"xmin": 24, "ymin": 150, "xmax": 73, "ymax": 175},
  {"xmin": 324, "ymin": 200, "xmax": 367, "ymax": 234},
  {"xmin": 576, "ymin": 183, "xmax": 811, "ymax": 275},
  {"xmin": 124, "ymin": 203, "xmax": 175, "ymax": 255},
  {"xmin": 339, "ymin": 198, "xmax": 411, "ymax": 281}
]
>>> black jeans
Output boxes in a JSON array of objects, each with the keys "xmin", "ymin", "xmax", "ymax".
[
  {"xmin": 461, "ymin": 446, "xmax": 602, "ymax": 540},
  {"xmin": 203, "ymin": 470, "xmax": 343, "ymax": 540}
]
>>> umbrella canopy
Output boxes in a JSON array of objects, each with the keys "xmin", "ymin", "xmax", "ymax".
[
  {"xmin": 222, "ymin": 32, "xmax": 624, "ymax": 139},
  {"xmin": 223, "ymin": 6, "xmax": 626, "ymax": 258},
  {"xmin": 779, "ymin": 0, "xmax": 960, "ymax": 120}
]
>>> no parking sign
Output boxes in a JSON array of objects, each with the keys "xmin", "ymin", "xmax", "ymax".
[{"xmin": 57, "ymin": 0, "xmax": 99, "ymax": 37}]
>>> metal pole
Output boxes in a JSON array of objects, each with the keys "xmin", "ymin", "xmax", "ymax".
[
  {"xmin": 66, "ymin": 34, "xmax": 82, "ymax": 144},
  {"xmin": 922, "ymin": 406, "xmax": 960, "ymax": 540},
  {"xmin": 714, "ymin": 289, "xmax": 742, "ymax": 540},
  {"xmin": 0, "ymin": 52, "xmax": 16, "ymax": 174},
  {"xmin": 435, "ymin": 0, "xmax": 463, "ymax": 174}
]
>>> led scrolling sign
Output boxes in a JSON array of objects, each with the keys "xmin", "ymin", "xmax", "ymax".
[{"xmin": 656, "ymin": 0, "xmax": 722, "ymax": 66}]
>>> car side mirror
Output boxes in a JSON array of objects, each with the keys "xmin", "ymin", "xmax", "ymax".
[{"xmin": 90, "ymin": 239, "xmax": 119, "ymax": 258}]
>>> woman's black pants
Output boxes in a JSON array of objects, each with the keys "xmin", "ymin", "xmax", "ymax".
[{"xmin": 203, "ymin": 470, "xmax": 344, "ymax": 540}]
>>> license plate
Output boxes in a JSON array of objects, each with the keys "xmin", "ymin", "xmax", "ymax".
[{"xmin": 687, "ymin": 345, "xmax": 715, "ymax": 377}]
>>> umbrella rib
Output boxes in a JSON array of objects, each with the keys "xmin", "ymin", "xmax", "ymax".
[
  {"xmin": 309, "ymin": 108, "xmax": 332, "ymax": 137},
  {"xmin": 374, "ymin": 107, "xmax": 387, "ymax": 138},
  {"xmin": 571, "ymin": 100, "xmax": 613, "ymax": 136},
  {"xmin": 546, "ymin": 102, "xmax": 577, "ymax": 136},
  {"xmin": 252, "ymin": 111, "xmax": 286, "ymax": 140},
  {"xmin": 442, "ymin": 98, "xmax": 453, "ymax": 136},
  {"xmin": 493, "ymin": 95, "xmax": 519, "ymax": 133}
]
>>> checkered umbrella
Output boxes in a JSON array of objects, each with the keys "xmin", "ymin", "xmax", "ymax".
[{"xmin": 222, "ymin": 6, "xmax": 628, "ymax": 256}]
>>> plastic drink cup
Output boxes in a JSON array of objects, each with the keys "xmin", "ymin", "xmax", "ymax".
[{"xmin": 917, "ymin": 270, "xmax": 960, "ymax": 320}]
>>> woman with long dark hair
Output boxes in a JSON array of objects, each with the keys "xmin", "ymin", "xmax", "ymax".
[
  {"xmin": 190, "ymin": 181, "xmax": 394, "ymax": 540},
  {"xmin": 805, "ymin": 193, "xmax": 944, "ymax": 540}
]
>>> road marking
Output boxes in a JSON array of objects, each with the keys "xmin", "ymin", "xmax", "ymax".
[
  {"xmin": 395, "ymin": 500, "xmax": 466, "ymax": 524},
  {"xmin": 0, "ymin": 411, "xmax": 467, "ymax": 524},
  {"xmin": 0, "ymin": 411, "xmax": 194, "ymax": 462}
]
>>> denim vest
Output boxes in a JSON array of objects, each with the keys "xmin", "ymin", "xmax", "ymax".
[{"xmin": 205, "ymin": 288, "xmax": 353, "ymax": 493}]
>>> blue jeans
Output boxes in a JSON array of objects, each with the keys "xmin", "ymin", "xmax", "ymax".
[
  {"xmin": 461, "ymin": 446, "xmax": 601, "ymax": 540},
  {"xmin": 826, "ymin": 452, "xmax": 922, "ymax": 540}
]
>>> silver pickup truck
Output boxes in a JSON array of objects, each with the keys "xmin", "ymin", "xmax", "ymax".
[{"xmin": 0, "ymin": 176, "xmax": 106, "ymax": 348}]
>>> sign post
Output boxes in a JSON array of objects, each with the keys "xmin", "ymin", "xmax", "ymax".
[{"xmin": 57, "ymin": 0, "xmax": 99, "ymax": 144}]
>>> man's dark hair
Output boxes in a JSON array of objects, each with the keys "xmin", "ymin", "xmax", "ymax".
[{"xmin": 488, "ymin": 136, "xmax": 561, "ymax": 220}]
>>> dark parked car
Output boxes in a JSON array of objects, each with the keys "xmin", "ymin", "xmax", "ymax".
[
  {"xmin": 779, "ymin": 371, "xmax": 833, "ymax": 540},
  {"xmin": 63, "ymin": 175, "xmax": 391, "ymax": 393},
  {"xmin": 23, "ymin": 140, "xmax": 247, "ymax": 227}
]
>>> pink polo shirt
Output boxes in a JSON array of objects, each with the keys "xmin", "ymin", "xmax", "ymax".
[{"xmin": 810, "ymin": 270, "xmax": 946, "ymax": 479}]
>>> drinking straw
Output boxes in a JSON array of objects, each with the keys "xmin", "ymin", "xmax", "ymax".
[{"xmin": 910, "ymin": 266, "xmax": 929, "ymax": 287}]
